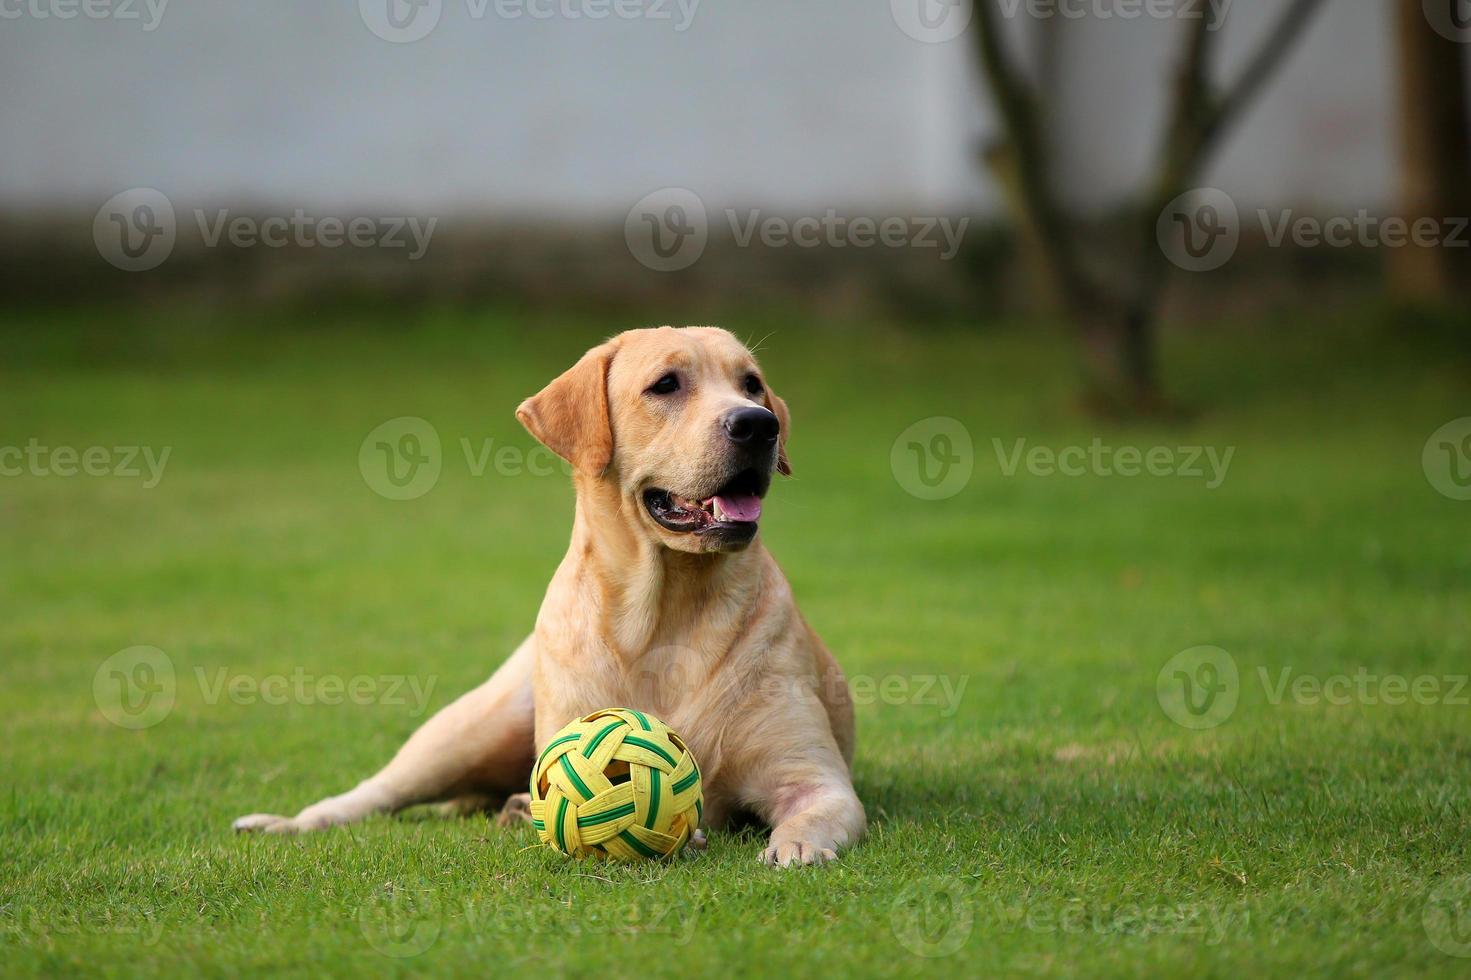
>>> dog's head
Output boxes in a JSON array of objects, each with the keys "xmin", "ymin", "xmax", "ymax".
[{"xmin": 516, "ymin": 326, "xmax": 791, "ymax": 553}]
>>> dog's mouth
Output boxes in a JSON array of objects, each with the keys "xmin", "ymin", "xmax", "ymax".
[{"xmin": 642, "ymin": 469, "xmax": 768, "ymax": 537}]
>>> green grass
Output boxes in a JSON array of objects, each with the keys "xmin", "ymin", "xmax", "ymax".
[{"xmin": 2, "ymin": 304, "xmax": 1470, "ymax": 977}]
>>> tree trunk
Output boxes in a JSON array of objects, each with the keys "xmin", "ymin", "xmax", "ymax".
[
  {"xmin": 1390, "ymin": 0, "xmax": 1471, "ymax": 299},
  {"xmin": 1075, "ymin": 302, "xmax": 1162, "ymax": 414}
]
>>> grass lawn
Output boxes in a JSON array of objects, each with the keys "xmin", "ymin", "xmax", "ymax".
[{"xmin": 2, "ymin": 304, "xmax": 1470, "ymax": 977}]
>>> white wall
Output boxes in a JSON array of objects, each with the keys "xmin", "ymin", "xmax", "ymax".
[{"xmin": 0, "ymin": 0, "xmax": 1406, "ymax": 217}]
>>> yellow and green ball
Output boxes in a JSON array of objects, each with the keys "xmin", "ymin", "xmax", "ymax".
[{"xmin": 530, "ymin": 708, "xmax": 703, "ymax": 860}]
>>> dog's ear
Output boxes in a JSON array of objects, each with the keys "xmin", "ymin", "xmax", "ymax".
[
  {"xmin": 764, "ymin": 388, "xmax": 793, "ymax": 477},
  {"xmin": 516, "ymin": 340, "xmax": 617, "ymax": 477}
]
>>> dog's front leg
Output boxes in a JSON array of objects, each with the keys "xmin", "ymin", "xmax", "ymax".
[
  {"xmin": 758, "ymin": 779, "xmax": 866, "ymax": 867},
  {"xmin": 233, "ymin": 638, "xmax": 536, "ymax": 834},
  {"xmin": 738, "ymin": 713, "xmax": 865, "ymax": 867}
]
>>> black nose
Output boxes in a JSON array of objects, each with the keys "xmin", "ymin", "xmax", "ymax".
[{"xmin": 723, "ymin": 406, "xmax": 780, "ymax": 446}]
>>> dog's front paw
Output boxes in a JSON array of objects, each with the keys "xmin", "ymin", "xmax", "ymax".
[
  {"xmin": 232, "ymin": 812, "xmax": 303, "ymax": 834},
  {"xmin": 760, "ymin": 837, "xmax": 839, "ymax": 868},
  {"xmin": 496, "ymin": 792, "xmax": 533, "ymax": 827},
  {"xmin": 233, "ymin": 804, "xmax": 344, "ymax": 834}
]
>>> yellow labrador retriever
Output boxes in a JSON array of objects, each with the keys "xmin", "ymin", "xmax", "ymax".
[{"xmin": 234, "ymin": 326, "xmax": 865, "ymax": 866}]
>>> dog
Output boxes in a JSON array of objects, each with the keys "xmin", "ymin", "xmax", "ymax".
[{"xmin": 234, "ymin": 326, "xmax": 865, "ymax": 866}]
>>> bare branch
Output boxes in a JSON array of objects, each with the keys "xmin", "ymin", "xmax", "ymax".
[
  {"xmin": 1210, "ymin": 0, "xmax": 1330, "ymax": 142},
  {"xmin": 1186, "ymin": 0, "xmax": 1330, "ymax": 171},
  {"xmin": 970, "ymin": 0, "xmax": 1099, "ymax": 311}
]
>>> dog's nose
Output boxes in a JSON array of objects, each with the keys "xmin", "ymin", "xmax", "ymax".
[{"xmin": 723, "ymin": 406, "xmax": 780, "ymax": 446}]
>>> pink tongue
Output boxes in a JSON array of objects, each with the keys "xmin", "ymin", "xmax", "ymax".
[{"xmin": 713, "ymin": 494, "xmax": 762, "ymax": 523}]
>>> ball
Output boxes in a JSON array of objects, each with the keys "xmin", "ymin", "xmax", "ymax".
[{"xmin": 530, "ymin": 708, "xmax": 703, "ymax": 860}]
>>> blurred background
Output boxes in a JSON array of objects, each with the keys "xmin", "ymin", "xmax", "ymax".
[
  {"xmin": 3, "ymin": 4, "xmax": 1471, "ymax": 973},
  {"xmin": 2, "ymin": 0, "xmax": 1465, "ymax": 361}
]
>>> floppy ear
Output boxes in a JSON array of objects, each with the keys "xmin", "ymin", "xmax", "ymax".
[
  {"xmin": 764, "ymin": 388, "xmax": 793, "ymax": 477},
  {"xmin": 516, "ymin": 341, "xmax": 617, "ymax": 477}
]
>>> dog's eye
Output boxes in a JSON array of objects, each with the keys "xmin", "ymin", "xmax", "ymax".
[
  {"xmin": 744, "ymin": 374, "xmax": 764, "ymax": 396},
  {"xmin": 648, "ymin": 373, "xmax": 681, "ymax": 395}
]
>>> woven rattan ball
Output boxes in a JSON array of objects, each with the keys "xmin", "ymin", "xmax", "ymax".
[{"xmin": 530, "ymin": 708, "xmax": 703, "ymax": 860}]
